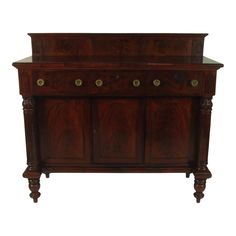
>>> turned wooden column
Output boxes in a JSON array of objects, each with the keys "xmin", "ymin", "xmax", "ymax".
[
  {"xmin": 193, "ymin": 97, "xmax": 213, "ymax": 203},
  {"xmin": 22, "ymin": 96, "xmax": 41, "ymax": 203}
]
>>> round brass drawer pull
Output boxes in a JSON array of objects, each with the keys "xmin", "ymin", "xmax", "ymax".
[
  {"xmin": 153, "ymin": 79, "xmax": 161, "ymax": 87},
  {"xmin": 191, "ymin": 79, "xmax": 199, "ymax": 87},
  {"xmin": 133, "ymin": 79, "xmax": 141, "ymax": 87},
  {"xmin": 95, "ymin": 79, "xmax": 103, "ymax": 87},
  {"xmin": 36, "ymin": 78, "xmax": 45, "ymax": 87},
  {"xmin": 75, "ymin": 79, "xmax": 83, "ymax": 87}
]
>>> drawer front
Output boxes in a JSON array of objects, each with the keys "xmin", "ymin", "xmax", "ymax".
[{"xmin": 32, "ymin": 70, "xmax": 204, "ymax": 96}]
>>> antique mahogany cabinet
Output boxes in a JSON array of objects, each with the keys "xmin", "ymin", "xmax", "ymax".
[{"xmin": 13, "ymin": 33, "xmax": 223, "ymax": 203}]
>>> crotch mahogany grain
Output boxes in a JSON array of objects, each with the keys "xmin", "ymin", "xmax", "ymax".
[{"xmin": 13, "ymin": 33, "xmax": 223, "ymax": 203}]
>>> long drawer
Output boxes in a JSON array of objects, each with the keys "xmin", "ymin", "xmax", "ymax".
[{"xmin": 32, "ymin": 70, "xmax": 205, "ymax": 96}]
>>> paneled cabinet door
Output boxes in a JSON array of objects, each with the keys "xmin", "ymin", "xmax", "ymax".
[
  {"xmin": 37, "ymin": 98, "xmax": 91, "ymax": 164},
  {"xmin": 145, "ymin": 98, "xmax": 199, "ymax": 165},
  {"xmin": 93, "ymin": 99, "xmax": 144, "ymax": 164}
]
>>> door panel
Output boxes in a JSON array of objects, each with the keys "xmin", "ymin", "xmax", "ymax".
[
  {"xmin": 93, "ymin": 99, "xmax": 144, "ymax": 163},
  {"xmin": 37, "ymin": 98, "xmax": 91, "ymax": 164},
  {"xmin": 145, "ymin": 98, "xmax": 198, "ymax": 164}
]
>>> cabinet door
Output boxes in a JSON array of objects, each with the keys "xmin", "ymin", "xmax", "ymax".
[
  {"xmin": 37, "ymin": 98, "xmax": 91, "ymax": 164},
  {"xmin": 145, "ymin": 98, "xmax": 198, "ymax": 165},
  {"xmin": 93, "ymin": 99, "xmax": 144, "ymax": 164}
]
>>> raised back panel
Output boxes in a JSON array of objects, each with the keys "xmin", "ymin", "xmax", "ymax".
[{"xmin": 29, "ymin": 33, "xmax": 207, "ymax": 57}]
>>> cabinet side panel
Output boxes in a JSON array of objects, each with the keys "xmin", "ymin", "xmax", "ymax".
[{"xmin": 192, "ymin": 38, "xmax": 204, "ymax": 56}]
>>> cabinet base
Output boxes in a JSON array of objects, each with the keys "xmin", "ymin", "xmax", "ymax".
[{"xmin": 23, "ymin": 165, "xmax": 211, "ymax": 203}]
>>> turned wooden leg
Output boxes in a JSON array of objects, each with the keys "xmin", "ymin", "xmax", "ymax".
[
  {"xmin": 45, "ymin": 172, "xmax": 50, "ymax": 178},
  {"xmin": 194, "ymin": 178, "xmax": 206, "ymax": 203},
  {"xmin": 28, "ymin": 179, "xmax": 41, "ymax": 203},
  {"xmin": 186, "ymin": 172, "xmax": 191, "ymax": 178},
  {"xmin": 23, "ymin": 167, "xmax": 42, "ymax": 203},
  {"xmin": 193, "ymin": 167, "xmax": 212, "ymax": 203}
]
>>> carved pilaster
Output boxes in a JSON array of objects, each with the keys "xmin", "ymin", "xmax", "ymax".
[
  {"xmin": 197, "ymin": 97, "xmax": 213, "ymax": 168},
  {"xmin": 22, "ymin": 97, "xmax": 41, "ymax": 202},
  {"xmin": 193, "ymin": 97, "xmax": 213, "ymax": 202},
  {"xmin": 23, "ymin": 96, "xmax": 34, "ymax": 110},
  {"xmin": 22, "ymin": 97, "xmax": 40, "ymax": 171},
  {"xmin": 200, "ymin": 97, "xmax": 213, "ymax": 115}
]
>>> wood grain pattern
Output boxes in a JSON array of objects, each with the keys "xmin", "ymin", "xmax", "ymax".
[
  {"xmin": 29, "ymin": 33, "xmax": 207, "ymax": 57},
  {"xmin": 93, "ymin": 99, "xmax": 144, "ymax": 163},
  {"xmin": 13, "ymin": 55, "xmax": 223, "ymax": 71},
  {"xmin": 31, "ymin": 70, "xmax": 204, "ymax": 97},
  {"xmin": 37, "ymin": 98, "xmax": 91, "ymax": 164},
  {"xmin": 145, "ymin": 98, "xmax": 199, "ymax": 164},
  {"xmin": 12, "ymin": 33, "xmax": 223, "ymax": 202}
]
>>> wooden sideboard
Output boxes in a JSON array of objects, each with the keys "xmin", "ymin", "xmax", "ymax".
[{"xmin": 13, "ymin": 33, "xmax": 223, "ymax": 203}]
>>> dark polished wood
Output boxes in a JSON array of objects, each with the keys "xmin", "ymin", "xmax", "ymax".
[
  {"xmin": 23, "ymin": 168, "xmax": 41, "ymax": 202},
  {"xmin": 13, "ymin": 33, "xmax": 223, "ymax": 203},
  {"xmin": 29, "ymin": 33, "xmax": 207, "ymax": 57},
  {"xmin": 145, "ymin": 97, "xmax": 198, "ymax": 165},
  {"xmin": 93, "ymin": 98, "xmax": 145, "ymax": 164},
  {"xmin": 37, "ymin": 98, "xmax": 91, "ymax": 164}
]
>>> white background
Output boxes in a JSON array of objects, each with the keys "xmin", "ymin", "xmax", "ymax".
[{"xmin": 0, "ymin": 0, "xmax": 235, "ymax": 235}]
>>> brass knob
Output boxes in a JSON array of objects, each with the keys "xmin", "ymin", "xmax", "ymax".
[
  {"xmin": 133, "ymin": 79, "xmax": 140, "ymax": 87},
  {"xmin": 153, "ymin": 79, "xmax": 161, "ymax": 87},
  {"xmin": 75, "ymin": 79, "xmax": 83, "ymax": 87},
  {"xmin": 191, "ymin": 79, "xmax": 199, "ymax": 87},
  {"xmin": 95, "ymin": 79, "xmax": 103, "ymax": 87},
  {"xmin": 36, "ymin": 78, "xmax": 45, "ymax": 87}
]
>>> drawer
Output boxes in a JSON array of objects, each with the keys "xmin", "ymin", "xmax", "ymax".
[{"xmin": 32, "ymin": 70, "xmax": 204, "ymax": 96}]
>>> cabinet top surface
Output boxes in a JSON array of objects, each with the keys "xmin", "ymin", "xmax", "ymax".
[
  {"xmin": 28, "ymin": 33, "xmax": 208, "ymax": 37},
  {"xmin": 13, "ymin": 56, "xmax": 223, "ymax": 70}
]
